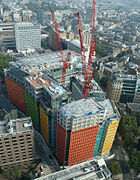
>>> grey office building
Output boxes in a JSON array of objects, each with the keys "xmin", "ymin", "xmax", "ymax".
[{"xmin": 14, "ymin": 22, "xmax": 41, "ymax": 52}]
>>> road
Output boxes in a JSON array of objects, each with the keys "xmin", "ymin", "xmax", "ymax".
[
  {"xmin": 106, "ymin": 138, "xmax": 131, "ymax": 180},
  {"xmin": 0, "ymin": 78, "xmax": 59, "ymax": 176},
  {"xmin": 34, "ymin": 129, "xmax": 59, "ymax": 168}
]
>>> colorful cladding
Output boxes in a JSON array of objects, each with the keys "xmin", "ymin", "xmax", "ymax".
[
  {"xmin": 57, "ymin": 124, "xmax": 67, "ymax": 164},
  {"xmin": 101, "ymin": 120, "xmax": 119, "ymax": 155},
  {"xmin": 40, "ymin": 105, "xmax": 49, "ymax": 144},
  {"xmin": 68, "ymin": 125, "xmax": 99, "ymax": 166},
  {"xmin": 25, "ymin": 92, "xmax": 40, "ymax": 130},
  {"xmin": 93, "ymin": 125, "xmax": 104, "ymax": 156},
  {"xmin": 5, "ymin": 77, "xmax": 26, "ymax": 113}
]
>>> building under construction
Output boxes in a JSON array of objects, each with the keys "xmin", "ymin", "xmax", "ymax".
[
  {"xmin": 4, "ymin": 50, "xmax": 81, "ymax": 149},
  {"xmin": 5, "ymin": 49, "xmax": 120, "ymax": 162},
  {"xmin": 57, "ymin": 98, "xmax": 120, "ymax": 166},
  {"xmin": 70, "ymin": 75, "xmax": 105, "ymax": 101}
]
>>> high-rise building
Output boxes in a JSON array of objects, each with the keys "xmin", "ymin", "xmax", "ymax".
[
  {"xmin": 14, "ymin": 22, "xmax": 41, "ymax": 52},
  {"xmin": 70, "ymin": 76, "xmax": 105, "ymax": 101},
  {"xmin": 0, "ymin": 23, "xmax": 15, "ymax": 49},
  {"xmin": 107, "ymin": 74, "xmax": 139, "ymax": 103},
  {"xmin": 57, "ymin": 98, "xmax": 120, "ymax": 166},
  {"xmin": 0, "ymin": 117, "xmax": 35, "ymax": 168},
  {"xmin": 107, "ymin": 79, "xmax": 123, "ymax": 103},
  {"xmin": 133, "ymin": 74, "xmax": 140, "ymax": 103}
]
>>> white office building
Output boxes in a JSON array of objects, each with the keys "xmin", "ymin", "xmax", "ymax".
[{"xmin": 14, "ymin": 22, "xmax": 41, "ymax": 52}]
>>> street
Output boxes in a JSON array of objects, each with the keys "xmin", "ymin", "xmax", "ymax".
[{"xmin": 106, "ymin": 137, "xmax": 131, "ymax": 180}]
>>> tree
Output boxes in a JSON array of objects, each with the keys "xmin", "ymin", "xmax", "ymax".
[
  {"xmin": 119, "ymin": 115, "xmax": 138, "ymax": 145},
  {"xmin": 94, "ymin": 72, "xmax": 100, "ymax": 83},
  {"xmin": 100, "ymin": 75, "xmax": 110, "ymax": 90},
  {"xmin": 130, "ymin": 148, "xmax": 140, "ymax": 173},
  {"xmin": 9, "ymin": 166, "xmax": 21, "ymax": 179},
  {"xmin": 95, "ymin": 43, "xmax": 107, "ymax": 57},
  {"xmin": 117, "ymin": 48, "xmax": 132, "ymax": 59},
  {"xmin": 108, "ymin": 56, "xmax": 118, "ymax": 62},
  {"xmin": 0, "ymin": 52, "xmax": 13, "ymax": 76},
  {"xmin": 109, "ymin": 161, "xmax": 122, "ymax": 176}
]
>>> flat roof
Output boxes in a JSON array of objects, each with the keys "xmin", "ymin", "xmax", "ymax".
[
  {"xmin": 25, "ymin": 74, "xmax": 66, "ymax": 97},
  {"xmin": 76, "ymin": 75, "xmax": 104, "ymax": 94},
  {"xmin": 35, "ymin": 158, "xmax": 111, "ymax": 180},
  {"xmin": 127, "ymin": 103, "xmax": 140, "ymax": 112},
  {"xmin": 60, "ymin": 98, "xmax": 117, "ymax": 120},
  {"xmin": 0, "ymin": 117, "xmax": 33, "ymax": 137},
  {"xmin": 9, "ymin": 50, "xmax": 81, "ymax": 73}
]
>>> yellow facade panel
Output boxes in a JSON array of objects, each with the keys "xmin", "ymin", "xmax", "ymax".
[
  {"xmin": 102, "ymin": 120, "xmax": 119, "ymax": 155},
  {"xmin": 40, "ymin": 106, "xmax": 49, "ymax": 144}
]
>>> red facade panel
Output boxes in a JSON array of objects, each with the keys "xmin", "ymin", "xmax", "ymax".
[
  {"xmin": 57, "ymin": 124, "xmax": 67, "ymax": 164},
  {"xmin": 68, "ymin": 125, "xmax": 99, "ymax": 166},
  {"xmin": 5, "ymin": 77, "xmax": 26, "ymax": 113}
]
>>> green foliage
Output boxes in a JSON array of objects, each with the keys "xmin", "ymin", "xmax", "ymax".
[
  {"xmin": 0, "ymin": 52, "xmax": 13, "ymax": 76},
  {"xmin": 119, "ymin": 115, "xmax": 138, "ymax": 145},
  {"xmin": 100, "ymin": 75, "xmax": 110, "ymax": 90},
  {"xmin": 20, "ymin": 172, "xmax": 31, "ymax": 180},
  {"xmin": 95, "ymin": 43, "xmax": 107, "ymax": 57},
  {"xmin": 109, "ymin": 161, "xmax": 122, "ymax": 176},
  {"xmin": 26, "ymin": 2, "xmax": 65, "ymax": 13},
  {"xmin": 119, "ymin": 115, "xmax": 140, "ymax": 172},
  {"xmin": 130, "ymin": 148, "xmax": 140, "ymax": 172},
  {"xmin": 108, "ymin": 56, "xmax": 118, "ymax": 62},
  {"xmin": 9, "ymin": 166, "xmax": 21, "ymax": 179},
  {"xmin": 26, "ymin": 2, "xmax": 40, "ymax": 12},
  {"xmin": 94, "ymin": 72, "xmax": 100, "ymax": 83},
  {"xmin": 117, "ymin": 48, "xmax": 132, "ymax": 59},
  {"xmin": 101, "ymin": 40, "xmax": 111, "ymax": 46}
]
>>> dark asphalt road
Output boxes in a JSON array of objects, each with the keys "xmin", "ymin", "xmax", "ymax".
[{"xmin": 106, "ymin": 138, "xmax": 131, "ymax": 180}]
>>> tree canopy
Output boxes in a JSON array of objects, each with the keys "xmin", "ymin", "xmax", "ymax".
[
  {"xmin": 0, "ymin": 52, "xmax": 13, "ymax": 76},
  {"xmin": 109, "ymin": 161, "xmax": 122, "ymax": 176},
  {"xmin": 119, "ymin": 115, "xmax": 140, "ymax": 172},
  {"xmin": 100, "ymin": 75, "xmax": 110, "ymax": 90},
  {"xmin": 95, "ymin": 43, "xmax": 107, "ymax": 57}
]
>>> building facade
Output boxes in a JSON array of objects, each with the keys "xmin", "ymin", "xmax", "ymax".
[
  {"xmin": 14, "ymin": 22, "xmax": 41, "ymax": 52},
  {"xmin": 0, "ymin": 23, "xmax": 15, "ymax": 49},
  {"xmin": 107, "ymin": 79, "xmax": 123, "ymax": 103},
  {"xmin": 0, "ymin": 117, "xmax": 35, "ymax": 168},
  {"xmin": 107, "ymin": 74, "xmax": 140, "ymax": 104},
  {"xmin": 57, "ymin": 98, "xmax": 120, "ymax": 166},
  {"xmin": 70, "ymin": 76, "xmax": 105, "ymax": 101}
]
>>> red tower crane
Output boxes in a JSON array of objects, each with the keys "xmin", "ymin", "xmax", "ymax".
[
  {"xmin": 51, "ymin": 10, "xmax": 71, "ymax": 87},
  {"xmin": 77, "ymin": 0, "xmax": 97, "ymax": 99}
]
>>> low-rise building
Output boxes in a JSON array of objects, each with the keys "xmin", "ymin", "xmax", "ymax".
[
  {"xmin": 35, "ymin": 158, "xmax": 111, "ymax": 180},
  {"xmin": 0, "ymin": 117, "xmax": 35, "ymax": 168}
]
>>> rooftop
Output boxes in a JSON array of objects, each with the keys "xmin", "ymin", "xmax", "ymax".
[
  {"xmin": 127, "ymin": 103, "xmax": 140, "ymax": 112},
  {"xmin": 76, "ymin": 75, "xmax": 104, "ymax": 94},
  {"xmin": 25, "ymin": 74, "xmax": 66, "ymax": 97},
  {"xmin": 60, "ymin": 98, "xmax": 118, "ymax": 120},
  {"xmin": 9, "ymin": 50, "xmax": 81, "ymax": 74},
  {"xmin": 35, "ymin": 158, "xmax": 111, "ymax": 180},
  {"xmin": 0, "ymin": 117, "xmax": 33, "ymax": 137}
]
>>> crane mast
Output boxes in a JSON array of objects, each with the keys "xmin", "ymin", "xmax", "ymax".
[
  {"xmin": 77, "ymin": 0, "xmax": 97, "ymax": 99},
  {"xmin": 51, "ymin": 10, "xmax": 71, "ymax": 87}
]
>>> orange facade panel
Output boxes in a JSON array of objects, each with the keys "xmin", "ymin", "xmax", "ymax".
[
  {"xmin": 57, "ymin": 124, "xmax": 67, "ymax": 164},
  {"xmin": 5, "ymin": 77, "xmax": 26, "ymax": 113},
  {"xmin": 68, "ymin": 125, "xmax": 99, "ymax": 166}
]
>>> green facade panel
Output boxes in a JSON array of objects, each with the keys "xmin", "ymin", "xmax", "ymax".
[
  {"xmin": 25, "ymin": 92, "xmax": 40, "ymax": 130},
  {"xmin": 93, "ymin": 125, "xmax": 104, "ymax": 156},
  {"xmin": 98, "ymin": 122, "xmax": 109, "ymax": 154}
]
